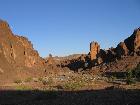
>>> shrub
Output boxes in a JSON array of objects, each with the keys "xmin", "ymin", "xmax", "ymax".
[
  {"xmin": 14, "ymin": 79, "xmax": 22, "ymax": 84},
  {"xmin": 63, "ymin": 81, "xmax": 85, "ymax": 90},
  {"xmin": 42, "ymin": 79, "xmax": 47, "ymax": 85},
  {"xmin": 38, "ymin": 77, "xmax": 43, "ymax": 81},
  {"xmin": 25, "ymin": 77, "xmax": 32, "ymax": 82},
  {"xmin": 125, "ymin": 69, "xmax": 135, "ymax": 85},
  {"xmin": 126, "ymin": 78, "xmax": 135, "ymax": 85},
  {"xmin": 42, "ymin": 77, "xmax": 53, "ymax": 85},
  {"xmin": 108, "ymin": 76, "xmax": 116, "ymax": 82},
  {"xmin": 47, "ymin": 77, "xmax": 53, "ymax": 85},
  {"xmin": 133, "ymin": 64, "xmax": 140, "ymax": 79}
]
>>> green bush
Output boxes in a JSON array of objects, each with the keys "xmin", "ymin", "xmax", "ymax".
[
  {"xmin": 133, "ymin": 64, "xmax": 140, "ymax": 78},
  {"xmin": 125, "ymin": 69, "xmax": 135, "ymax": 85},
  {"xmin": 108, "ymin": 76, "xmax": 116, "ymax": 82}
]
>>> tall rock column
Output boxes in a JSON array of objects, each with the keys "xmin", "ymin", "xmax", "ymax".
[{"xmin": 90, "ymin": 41, "xmax": 100, "ymax": 61}]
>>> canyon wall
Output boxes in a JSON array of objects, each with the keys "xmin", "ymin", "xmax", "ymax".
[{"xmin": 0, "ymin": 19, "xmax": 45, "ymax": 69}]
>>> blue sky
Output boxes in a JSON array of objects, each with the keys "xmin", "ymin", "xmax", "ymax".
[{"xmin": 0, "ymin": 0, "xmax": 140, "ymax": 57}]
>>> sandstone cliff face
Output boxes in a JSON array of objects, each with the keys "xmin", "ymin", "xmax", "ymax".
[{"xmin": 0, "ymin": 19, "xmax": 45, "ymax": 68}]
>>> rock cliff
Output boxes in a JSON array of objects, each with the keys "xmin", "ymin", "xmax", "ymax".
[{"xmin": 0, "ymin": 19, "xmax": 45, "ymax": 69}]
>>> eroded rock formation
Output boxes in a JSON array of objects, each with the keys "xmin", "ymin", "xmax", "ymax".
[
  {"xmin": 90, "ymin": 41, "xmax": 100, "ymax": 61},
  {"xmin": 58, "ymin": 28, "xmax": 140, "ymax": 71},
  {"xmin": 89, "ymin": 27, "xmax": 140, "ymax": 70},
  {"xmin": 124, "ymin": 28, "xmax": 140, "ymax": 55},
  {"xmin": 0, "ymin": 19, "xmax": 45, "ymax": 68},
  {"xmin": 46, "ymin": 54, "xmax": 55, "ymax": 65},
  {"xmin": 0, "ymin": 19, "xmax": 140, "ymax": 74},
  {"xmin": 116, "ymin": 42, "xmax": 128, "ymax": 57}
]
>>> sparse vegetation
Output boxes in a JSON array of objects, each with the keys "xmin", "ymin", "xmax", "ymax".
[
  {"xmin": 124, "ymin": 64, "xmax": 140, "ymax": 85},
  {"xmin": 125, "ymin": 69, "xmax": 135, "ymax": 85},
  {"xmin": 133, "ymin": 64, "xmax": 140, "ymax": 79},
  {"xmin": 14, "ymin": 79, "xmax": 22, "ymax": 84},
  {"xmin": 38, "ymin": 77, "xmax": 43, "ymax": 82},
  {"xmin": 42, "ymin": 79, "xmax": 48, "ymax": 85},
  {"xmin": 33, "ymin": 78, "xmax": 39, "ymax": 82},
  {"xmin": 24, "ymin": 77, "xmax": 32, "ymax": 82},
  {"xmin": 15, "ymin": 85, "xmax": 32, "ymax": 90},
  {"xmin": 47, "ymin": 77, "xmax": 53, "ymax": 85},
  {"xmin": 63, "ymin": 81, "xmax": 85, "ymax": 90},
  {"xmin": 39, "ymin": 77, "xmax": 53, "ymax": 85},
  {"xmin": 107, "ymin": 76, "xmax": 117, "ymax": 82}
]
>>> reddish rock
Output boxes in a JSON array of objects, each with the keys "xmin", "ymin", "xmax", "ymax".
[
  {"xmin": 134, "ymin": 28, "xmax": 140, "ymax": 50},
  {"xmin": 124, "ymin": 28, "xmax": 140, "ymax": 55},
  {"xmin": 116, "ymin": 42, "xmax": 128, "ymax": 57},
  {"xmin": 98, "ymin": 47, "xmax": 116, "ymax": 63},
  {"xmin": 0, "ymin": 19, "xmax": 45, "ymax": 68},
  {"xmin": 96, "ymin": 57, "xmax": 103, "ymax": 65},
  {"xmin": 79, "ymin": 54, "xmax": 86, "ymax": 62},
  {"xmin": 46, "ymin": 54, "xmax": 55, "ymax": 65},
  {"xmin": 90, "ymin": 41, "xmax": 100, "ymax": 61}
]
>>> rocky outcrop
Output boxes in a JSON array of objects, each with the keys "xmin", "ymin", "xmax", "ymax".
[
  {"xmin": 99, "ymin": 48, "xmax": 115, "ymax": 63},
  {"xmin": 51, "ymin": 27, "xmax": 140, "ymax": 73},
  {"xmin": 0, "ymin": 19, "xmax": 45, "ymax": 68},
  {"xmin": 55, "ymin": 54, "xmax": 90, "ymax": 71},
  {"xmin": 124, "ymin": 27, "xmax": 140, "ymax": 55},
  {"xmin": 46, "ymin": 54, "xmax": 55, "ymax": 65},
  {"xmin": 90, "ymin": 41, "xmax": 100, "ymax": 61},
  {"xmin": 116, "ymin": 42, "xmax": 128, "ymax": 57},
  {"xmin": 89, "ymin": 27, "xmax": 140, "ymax": 68}
]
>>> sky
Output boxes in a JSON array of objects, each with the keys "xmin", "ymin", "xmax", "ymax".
[{"xmin": 0, "ymin": 0, "xmax": 140, "ymax": 57}]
